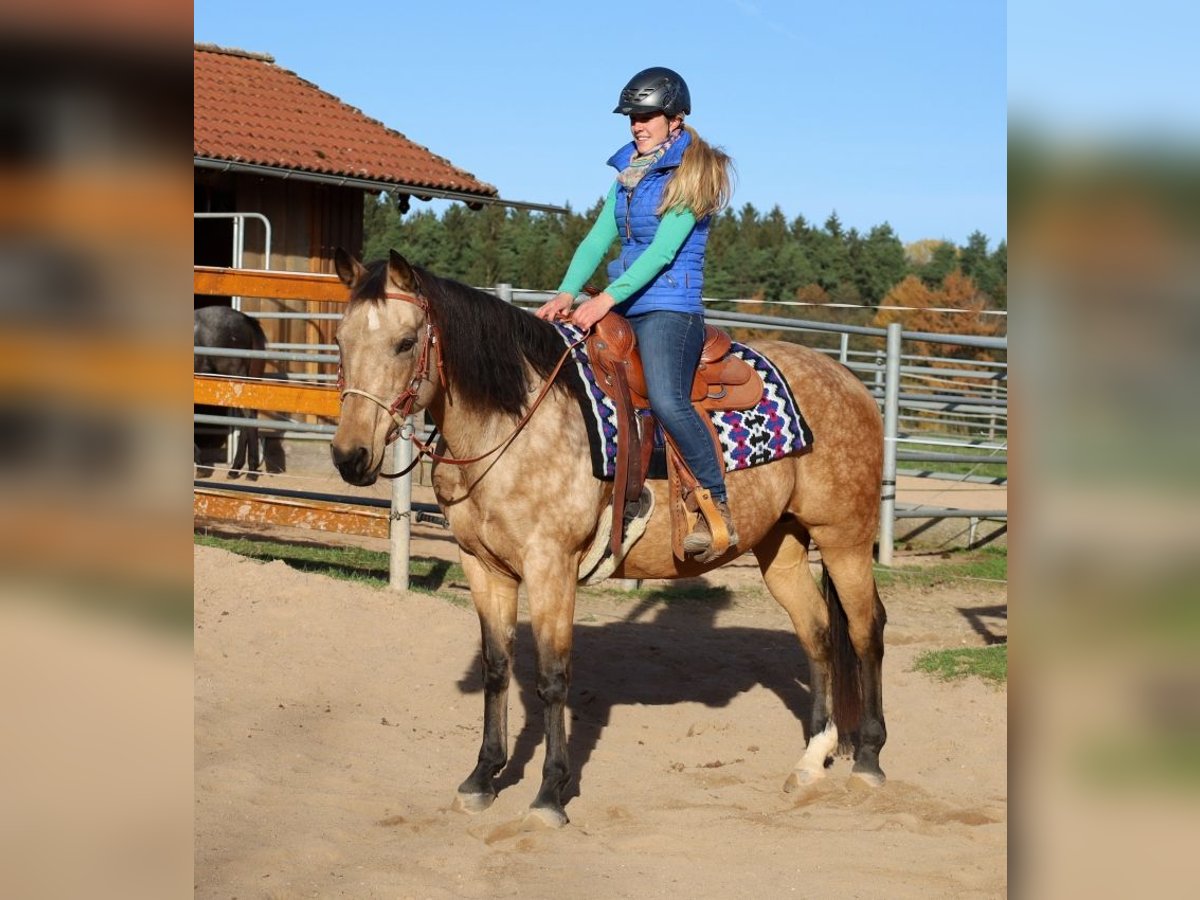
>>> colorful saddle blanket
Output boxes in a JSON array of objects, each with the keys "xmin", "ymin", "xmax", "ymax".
[{"xmin": 552, "ymin": 323, "xmax": 813, "ymax": 481}]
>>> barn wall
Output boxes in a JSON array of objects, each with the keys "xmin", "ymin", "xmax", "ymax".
[
  {"xmin": 194, "ymin": 169, "xmax": 366, "ymax": 404},
  {"xmin": 231, "ymin": 175, "xmax": 362, "ymax": 388}
]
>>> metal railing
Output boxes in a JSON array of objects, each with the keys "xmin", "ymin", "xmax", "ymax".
[{"xmin": 195, "ymin": 279, "xmax": 1007, "ymax": 575}]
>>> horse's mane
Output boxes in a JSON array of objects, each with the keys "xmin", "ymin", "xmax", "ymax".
[{"xmin": 351, "ymin": 260, "xmax": 583, "ymax": 417}]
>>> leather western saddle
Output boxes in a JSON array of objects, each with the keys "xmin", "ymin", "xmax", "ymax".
[{"xmin": 585, "ymin": 311, "xmax": 764, "ymax": 560}]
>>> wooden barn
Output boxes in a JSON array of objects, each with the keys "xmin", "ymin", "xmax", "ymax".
[{"xmin": 193, "ymin": 42, "xmax": 501, "ymax": 347}]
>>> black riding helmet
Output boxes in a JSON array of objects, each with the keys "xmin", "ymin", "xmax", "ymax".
[{"xmin": 613, "ymin": 66, "xmax": 691, "ymax": 118}]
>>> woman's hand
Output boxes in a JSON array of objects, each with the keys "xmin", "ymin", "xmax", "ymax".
[
  {"xmin": 534, "ymin": 291, "xmax": 575, "ymax": 321},
  {"xmin": 569, "ymin": 292, "xmax": 617, "ymax": 330}
]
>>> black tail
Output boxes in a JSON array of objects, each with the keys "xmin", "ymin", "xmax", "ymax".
[
  {"xmin": 823, "ymin": 565, "xmax": 863, "ymax": 754},
  {"xmin": 246, "ymin": 313, "xmax": 267, "ymax": 351}
]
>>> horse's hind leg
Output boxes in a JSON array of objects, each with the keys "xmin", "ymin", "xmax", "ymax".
[
  {"xmin": 228, "ymin": 411, "xmax": 249, "ymax": 478},
  {"xmin": 222, "ymin": 405, "xmax": 261, "ymax": 477},
  {"xmin": 454, "ymin": 553, "xmax": 519, "ymax": 813},
  {"xmin": 246, "ymin": 421, "xmax": 261, "ymax": 475},
  {"xmin": 820, "ymin": 542, "xmax": 888, "ymax": 786},
  {"xmin": 753, "ymin": 520, "xmax": 840, "ymax": 789}
]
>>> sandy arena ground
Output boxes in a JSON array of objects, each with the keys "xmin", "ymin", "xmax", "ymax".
[{"xmin": 195, "ymin": 492, "xmax": 1007, "ymax": 898}]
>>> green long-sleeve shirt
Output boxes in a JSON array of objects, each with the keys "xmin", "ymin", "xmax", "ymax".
[{"xmin": 556, "ymin": 183, "xmax": 698, "ymax": 303}]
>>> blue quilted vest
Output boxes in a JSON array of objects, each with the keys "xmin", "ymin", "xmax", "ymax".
[{"xmin": 605, "ymin": 130, "xmax": 709, "ymax": 315}]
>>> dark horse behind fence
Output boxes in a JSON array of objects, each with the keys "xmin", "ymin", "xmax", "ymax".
[
  {"xmin": 330, "ymin": 249, "xmax": 887, "ymax": 828},
  {"xmin": 193, "ymin": 305, "xmax": 284, "ymax": 477}
]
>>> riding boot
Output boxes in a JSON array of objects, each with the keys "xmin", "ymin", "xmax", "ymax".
[{"xmin": 682, "ymin": 499, "xmax": 739, "ymax": 559}]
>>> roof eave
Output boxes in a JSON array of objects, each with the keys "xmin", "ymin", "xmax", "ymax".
[{"xmin": 194, "ymin": 157, "xmax": 566, "ymax": 214}]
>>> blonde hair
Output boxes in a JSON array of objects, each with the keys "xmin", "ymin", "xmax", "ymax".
[{"xmin": 659, "ymin": 124, "xmax": 734, "ymax": 219}]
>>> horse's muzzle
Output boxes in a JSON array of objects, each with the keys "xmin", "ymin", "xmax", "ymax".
[{"xmin": 330, "ymin": 444, "xmax": 378, "ymax": 486}]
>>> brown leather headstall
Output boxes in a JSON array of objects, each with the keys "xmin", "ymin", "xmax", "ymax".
[{"xmin": 337, "ymin": 287, "xmax": 444, "ymax": 443}]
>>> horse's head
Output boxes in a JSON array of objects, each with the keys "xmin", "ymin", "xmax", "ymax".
[{"xmin": 330, "ymin": 248, "xmax": 439, "ymax": 486}]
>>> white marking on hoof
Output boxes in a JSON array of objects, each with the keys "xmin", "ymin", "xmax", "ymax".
[
  {"xmin": 791, "ymin": 721, "xmax": 838, "ymax": 782},
  {"xmin": 783, "ymin": 767, "xmax": 824, "ymax": 793},
  {"xmin": 524, "ymin": 806, "xmax": 569, "ymax": 829},
  {"xmin": 453, "ymin": 792, "xmax": 495, "ymax": 814}
]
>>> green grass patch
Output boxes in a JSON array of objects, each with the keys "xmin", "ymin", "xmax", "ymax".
[
  {"xmin": 874, "ymin": 546, "xmax": 1006, "ymax": 589},
  {"xmin": 913, "ymin": 645, "xmax": 1007, "ymax": 685},
  {"xmin": 900, "ymin": 436, "xmax": 1008, "ymax": 480},
  {"xmin": 194, "ymin": 533, "xmax": 466, "ymax": 601},
  {"xmin": 911, "ymin": 460, "xmax": 1008, "ymax": 479}
]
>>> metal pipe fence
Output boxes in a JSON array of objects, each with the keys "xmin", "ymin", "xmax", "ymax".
[{"xmin": 195, "ymin": 284, "xmax": 1007, "ymax": 567}]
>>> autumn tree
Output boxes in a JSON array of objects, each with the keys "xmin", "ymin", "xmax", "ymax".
[{"xmin": 874, "ymin": 272, "xmax": 1005, "ymax": 364}]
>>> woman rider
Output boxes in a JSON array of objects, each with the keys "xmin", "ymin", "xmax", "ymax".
[{"xmin": 535, "ymin": 66, "xmax": 737, "ymax": 560}]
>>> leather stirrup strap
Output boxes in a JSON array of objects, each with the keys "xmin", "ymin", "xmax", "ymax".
[
  {"xmin": 637, "ymin": 412, "xmax": 654, "ymax": 498},
  {"xmin": 608, "ymin": 360, "xmax": 639, "ymax": 558},
  {"xmin": 626, "ymin": 412, "xmax": 647, "ymax": 503},
  {"xmin": 663, "ymin": 437, "xmax": 731, "ymax": 559}
]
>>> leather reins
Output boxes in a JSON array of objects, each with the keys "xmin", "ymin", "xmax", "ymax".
[{"xmin": 338, "ymin": 288, "xmax": 587, "ymax": 479}]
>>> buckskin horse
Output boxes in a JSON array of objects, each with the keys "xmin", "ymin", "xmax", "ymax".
[{"xmin": 330, "ymin": 249, "xmax": 887, "ymax": 827}]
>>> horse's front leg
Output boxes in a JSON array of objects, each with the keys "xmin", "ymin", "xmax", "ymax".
[
  {"xmin": 524, "ymin": 556, "xmax": 578, "ymax": 827},
  {"xmin": 454, "ymin": 552, "xmax": 518, "ymax": 813}
]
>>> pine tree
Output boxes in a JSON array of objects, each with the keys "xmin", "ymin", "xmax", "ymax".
[
  {"xmin": 362, "ymin": 193, "xmax": 403, "ymax": 261},
  {"xmin": 959, "ymin": 230, "xmax": 1000, "ymax": 299},
  {"xmin": 853, "ymin": 223, "xmax": 907, "ymax": 306},
  {"xmin": 919, "ymin": 241, "xmax": 960, "ymax": 287}
]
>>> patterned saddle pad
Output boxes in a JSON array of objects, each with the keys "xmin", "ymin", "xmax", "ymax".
[{"xmin": 552, "ymin": 323, "xmax": 813, "ymax": 480}]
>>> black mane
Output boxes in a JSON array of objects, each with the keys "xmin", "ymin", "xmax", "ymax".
[{"xmin": 351, "ymin": 260, "xmax": 582, "ymax": 417}]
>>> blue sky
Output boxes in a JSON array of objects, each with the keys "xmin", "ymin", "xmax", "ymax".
[{"xmin": 195, "ymin": 1, "xmax": 1006, "ymax": 247}]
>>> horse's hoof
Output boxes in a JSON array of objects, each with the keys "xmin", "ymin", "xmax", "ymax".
[
  {"xmin": 784, "ymin": 768, "xmax": 825, "ymax": 793},
  {"xmin": 453, "ymin": 791, "xmax": 496, "ymax": 814},
  {"xmin": 850, "ymin": 765, "xmax": 886, "ymax": 788},
  {"xmin": 525, "ymin": 805, "xmax": 569, "ymax": 829}
]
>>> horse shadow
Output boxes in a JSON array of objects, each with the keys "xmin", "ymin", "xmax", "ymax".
[
  {"xmin": 455, "ymin": 584, "xmax": 814, "ymax": 804},
  {"xmin": 959, "ymin": 604, "xmax": 1008, "ymax": 645}
]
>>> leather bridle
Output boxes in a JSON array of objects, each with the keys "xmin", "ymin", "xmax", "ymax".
[
  {"xmin": 337, "ymin": 287, "xmax": 586, "ymax": 479},
  {"xmin": 338, "ymin": 289, "xmax": 444, "ymax": 440}
]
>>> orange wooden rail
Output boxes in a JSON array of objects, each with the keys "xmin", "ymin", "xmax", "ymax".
[
  {"xmin": 194, "ymin": 266, "xmax": 358, "ymax": 537},
  {"xmin": 194, "ymin": 266, "xmax": 350, "ymax": 302},
  {"xmin": 194, "ymin": 488, "xmax": 388, "ymax": 539},
  {"xmin": 193, "ymin": 374, "xmax": 340, "ymax": 417}
]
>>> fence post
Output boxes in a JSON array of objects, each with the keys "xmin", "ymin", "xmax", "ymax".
[
  {"xmin": 389, "ymin": 422, "xmax": 413, "ymax": 591},
  {"xmin": 496, "ymin": 283, "xmax": 513, "ymax": 304},
  {"xmin": 877, "ymin": 323, "xmax": 902, "ymax": 566},
  {"xmin": 839, "ymin": 332, "xmax": 849, "ymax": 365},
  {"xmin": 987, "ymin": 379, "xmax": 998, "ymax": 441}
]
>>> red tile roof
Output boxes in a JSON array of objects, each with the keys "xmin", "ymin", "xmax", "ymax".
[{"xmin": 194, "ymin": 44, "xmax": 497, "ymax": 199}]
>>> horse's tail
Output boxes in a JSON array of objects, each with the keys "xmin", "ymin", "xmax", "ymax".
[
  {"xmin": 823, "ymin": 564, "xmax": 864, "ymax": 755},
  {"xmin": 245, "ymin": 312, "xmax": 268, "ymax": 377}
]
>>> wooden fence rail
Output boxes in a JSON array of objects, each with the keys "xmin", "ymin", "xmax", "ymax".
[{"xmin": 194, "ymin": 267, "xmax": 365, "ymax": 536}]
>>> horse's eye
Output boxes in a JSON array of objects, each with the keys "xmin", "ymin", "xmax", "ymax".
[{"xmin": 395, "ymin": 337, "xmax": 417, "ymax": 355}]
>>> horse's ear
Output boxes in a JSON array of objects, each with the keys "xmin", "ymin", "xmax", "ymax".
[
  {"xmin": 387, "ymin": 250, "xmax": 420, "ymax": 294},
  {"xmin": 334, "ymin": 247, "xmax": 366, "ymax": 287}
]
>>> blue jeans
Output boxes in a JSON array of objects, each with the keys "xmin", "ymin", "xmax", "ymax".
[{"xmin": 629, "ymin": 311, "xmax": 727, "ymax": 501}]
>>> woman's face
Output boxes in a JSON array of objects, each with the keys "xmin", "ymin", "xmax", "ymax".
[{"xmin": 629, "ymin": 112, "xmax": 680, "ymax": 155}]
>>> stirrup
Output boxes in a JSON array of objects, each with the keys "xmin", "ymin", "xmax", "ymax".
[{"xmin": 684, "ymin": 490, "xmax": 735, "ymax": 561}]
